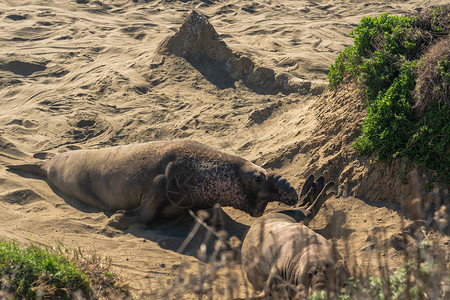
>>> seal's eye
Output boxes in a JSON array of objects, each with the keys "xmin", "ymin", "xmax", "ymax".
[{"xmin": 255, "ymin": 175, "xmax": 263, "ymax": 184}]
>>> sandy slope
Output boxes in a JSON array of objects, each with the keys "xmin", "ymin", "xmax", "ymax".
[{"xmin": 0, "ymin": 0, "xmax": 448, "ymax": 297}]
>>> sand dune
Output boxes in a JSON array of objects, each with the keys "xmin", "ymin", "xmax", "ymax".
[{"xmin": 1, "ymin": 0, "xmax": 448, "ymax": 297}]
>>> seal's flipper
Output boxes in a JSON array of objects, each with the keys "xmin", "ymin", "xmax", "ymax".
[
  {"xmin": 300, "ymin": 175, "xmax": 314, "ymax": 198},
  {"xmin": 304, "ymin": 181, "xmax": 335, "ymax": 223},
  {"xmin": 165, "ymin": 161, "xmax": 197, "ymax": 209},
  {"xmin": 298, "ymin": 174, "xmax": 315, "ymax": 207},
  {"xmin": 313, "ymin": 176, "xmax": 325, "ymax": 199},
  {"xmin": 107, "ymin": 210, "xmax": 139, "ymax": 230},
  {"xmin": 6, "ymin": 162, "xmax": 46, "ymax": 177}
]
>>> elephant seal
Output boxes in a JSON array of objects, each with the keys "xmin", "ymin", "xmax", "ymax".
[
  {"xmin": 241, "ymin": 175, "xmax": 350, "ymax": 297},
  {"xmin": 6, "ymin": 140, "xmax": 298, "ymax": 228}
]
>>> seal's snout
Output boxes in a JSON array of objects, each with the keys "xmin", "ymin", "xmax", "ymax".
[
  {"xmin": 311, "ymin": 272, "xmax": 327, "ymax": 292},
  {"xmin": 282, "ymin": 186, "xmax": 298, "ymax": 205},
  {"xmin": 312, "ymin": 282, "xmax": 327, "ymax": 292},
  {"xmin": 250, "ymin": 210, "xmax": 263, "ymax": 217},
  {"xmin": 250, "ymin": 201, "xmax": 268, "ymax": 217},
  {"xmin": 268, "ymin": 173, "xmax": 298, "ymax": 206}
]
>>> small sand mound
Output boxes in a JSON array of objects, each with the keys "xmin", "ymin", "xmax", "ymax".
[
  {"xmin": 157, "ymin": 10, "xmax": 326, "ymax": 94},
  {"xmin": 0, "ymin": 136, "xmax": 28, "ymax": 159},
  {"xmin": 158, "ymin": 10, "xmax": 234, "ymax": 67},
  {"xmin": 157, "ymin": 10, "xmax": 252, "ymax": 89}
]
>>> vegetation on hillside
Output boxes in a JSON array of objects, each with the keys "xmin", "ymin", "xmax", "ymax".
[
  {"xmin": 0, "ymin": 240, "xmax": 129, "ymax": 299},
  {"xmin": 310, "ymin": 251, "xmax": 449, "ymax": 300},
  {"xmin": 328, "ymin": 6, "xmax": 450, "ymax": 183}
]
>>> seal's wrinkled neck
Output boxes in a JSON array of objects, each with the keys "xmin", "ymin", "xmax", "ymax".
[{"xmin": 189, "ymin": 159, "xmax": 248, "ymax": 209}]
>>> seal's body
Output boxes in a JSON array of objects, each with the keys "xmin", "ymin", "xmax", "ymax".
[
  {"xmin": 7, "ymin": 140, "xmax": 298, "ymax": 227},
  {"xmin": 241, "ymin": 176, "xmax": 350, "ymax": 296}
]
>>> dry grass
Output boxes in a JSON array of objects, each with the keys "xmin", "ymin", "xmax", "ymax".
[
  {"xmin": 413, "ymin": 37, "xmax": 450, "ymax": 117},
  {"xmin": 146, "ymin": 209, "xmax": 251, "ymax": 299},
  {"xmin": 0, "ymin": 241, "xmax": 130, "ymax": 299},
  {"xmin": 412, "ymin": 5, "xmax": 450, "ymax": 117},
  {"xmin": 151, "ymin": 207, "xmax": 449, "ymax": 299},
  {"xmin": 2, "ymin": 206, "xmax": 448, "ymax": 299}
]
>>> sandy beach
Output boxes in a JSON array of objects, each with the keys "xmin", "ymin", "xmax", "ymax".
[{"xmin": 1, "ymin": 0, "xmax": 448, "ymax": 297}]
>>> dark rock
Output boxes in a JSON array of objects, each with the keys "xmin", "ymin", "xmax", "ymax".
[
  {"xmin": 390, "ymin": 233, "xmax": 407, "ymax": 251},
  {"xmin": 0, "ymin": 60, "xmax": 46, "ymax": 76}
]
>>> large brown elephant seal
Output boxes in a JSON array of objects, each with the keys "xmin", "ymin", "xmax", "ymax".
[
  {"xmin": 7, "ymin": 140, "xmax": 298, "ymax": 228},
  {"xmin": 241, "ymin": 175, "xmax": 350, "ymax": 297}
]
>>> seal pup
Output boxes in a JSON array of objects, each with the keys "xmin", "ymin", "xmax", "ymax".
[
  {"xmin": 241, "ymin": 175, "xmax": 350, "ymax": 297},
  {"xmin": 7, "ymin": 140, "xmax": 298, "ymax": 228}
]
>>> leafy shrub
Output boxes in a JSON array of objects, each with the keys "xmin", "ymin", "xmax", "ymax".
[
  {"xmin": 0, "ymin": 241, "xmax": 89, "ymax": 299},
  {"xmin": 353, "ymin": 62, "xmax": 416, "ymax": 161},
  {"xmin": 328, "ymin": 7, "xmax": 450, "ymax": 183},
  {"xmin": 0, "ymin": 240, "xmax": 129, "ymax": 299},
  {"xmin": 328, "ymin": 14, "xmax": 417, "ymax": 92}
]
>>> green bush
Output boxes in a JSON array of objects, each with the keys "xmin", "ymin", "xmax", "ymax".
[
  {"xmin": 328, "ymin": 14, "xmax": 417, "ymax": 92},
  {"xmin": 0, "ymin": 241, "xmax": 90, "ymax": 299},
  {"xmin": 0, "ymin": 240, "xmax": 129, "ymax": 299},
  {"xmin": 328, "ymin": 9, "xmax": 450, "ymax": 183},
  {"xmin": 353, "ymin": 62, "xmax": 416, "ymax": 160}
]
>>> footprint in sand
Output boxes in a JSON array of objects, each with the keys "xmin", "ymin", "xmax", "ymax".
[
  {"xmin": 4, "ymin": 13, "xmax": 29, "ymax": 21},
  {"xmin": 0, "ymin": 60, "xmax": 46, "ymax": 76},
  {"xmin": 0, "ymin": 137, "xmax": 28, "ymax": 159},
  {"xmin": 1, "ymin": 189, "xmax": 42, "ymax": 206},
  {"xmin": 68, "ymin": 114, "xmax": 110, "ymax": 142},
  {"xmin": 7, "ymin": 119, "xmax": 39, "ymax": 129}
]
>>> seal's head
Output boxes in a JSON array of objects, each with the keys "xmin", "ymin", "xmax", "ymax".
[
  {"xmin": 239, "ymin": 162, "xmax": 298, "ymax": 217},
  {"xmin": 164, "ymin": 155, "xmax": 298, "ymax": 218},
  {"xmin": 300, "ymin": 260, "xmax": 351, "ymax": 294}
]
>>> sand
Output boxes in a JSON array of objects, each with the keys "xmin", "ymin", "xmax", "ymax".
[{"xmin": 0, "ymin": 0, "xmax": 448, "ymax": 297}]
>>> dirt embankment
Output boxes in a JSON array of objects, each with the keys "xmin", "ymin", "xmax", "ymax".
[{"xmin": 303, "ymin": 84, "xmax": 449, "ymax": 223}]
